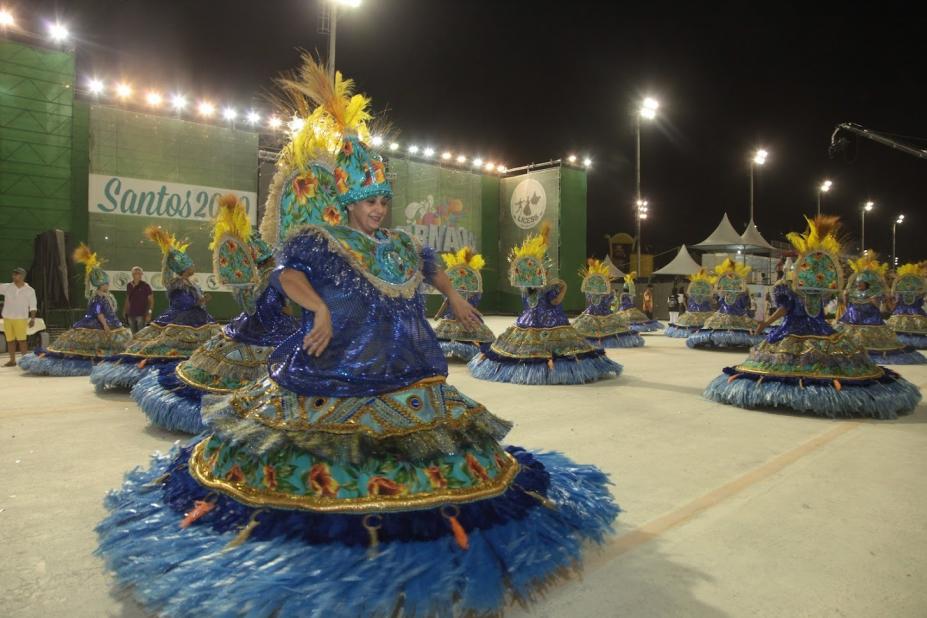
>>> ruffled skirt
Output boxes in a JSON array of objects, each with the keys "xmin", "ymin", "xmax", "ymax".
[
  {"xmin": 18, "ymin": 326, "xmax": 132, "ymax": 376},
  {"xmin": 433, "ymin": 318, "xmax": 495, "ymax": 362}
]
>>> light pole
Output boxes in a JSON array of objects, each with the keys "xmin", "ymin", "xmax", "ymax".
[
  {"xmin": 635, "ymin": 199, "xmax": 649, "ymax": 273},
  {"xmin": 861, "ymin": 200, "xmax": 874, "ymax": 254},
  {"xmin": 892, "ymin": 214, "xmax": 905, "ymax": 267},
  {"xmin": 326, "ymin": 0, "xmax": 362, "ymax": 76},
  {"xmin": 749, "ymin": 149, "xmax": 768, "ymax": 221},
  {"xmin": 635, "ymin": 97, "xmax": 658, "ymax": 274},
  {"xmin": 816, "ymin": 179, "xmax": 832, "ymax": 217}
]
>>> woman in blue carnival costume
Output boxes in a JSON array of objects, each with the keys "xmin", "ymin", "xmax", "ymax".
[
  {"xmin": 468, "ymin": 227, "xmax": 622, "ymax": 384},
  {"xmin": 432, "ymin": 247, "xmax": 495, "ymax": 361},
  {"xmin": 612, "ymin": 271, "xmax": 661, "ymax": 332},
  {"xmin": 664, "ymin": 269, "xmax": 716, "ymax": 338},
  {"xmin": 572, "ymin": 258, "xmax": 644, "ymax": 348},
  {"xmin": 18, "ymin": 244, "xmax": 132, "ymax": 376},
  {"xmin": 97, "ymin": 57, "xmax": 618, "ymax": 618},
  {"xmin": 131, "ymin": 195, "xmax": 299, "ymax": 434},
  {"xmin": 834, "ymin": 254, "xmax": 926, "ymax": 364},
  {"xmin": 886, "ymin": 262, "xmax": 927, "ymax": 349},
  {"xmin": 687, "ymin": 258, "xmax": 764, "ymax": 349},
  {"xmin": 704, "ymin": 216, "xmax": 921, "ymax": 419},
  {"xmin": 90, "ymin": 228, "xmax": 222, "ymax": 391}
]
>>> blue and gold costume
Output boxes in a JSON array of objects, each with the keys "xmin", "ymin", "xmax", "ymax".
[
  {"xmin": 687, "ymin": 258, "xmax": 764, "ymax": 349},
  {"xmin": 97, "ymin": 57, "xmax": 618, "ymax": 617},
  {"xmin": 433, "ymin": 247, "xmax": 495, "ymax": 361},
  {"xmin": 704, "ymin": 217, "xmax": 921, "ymax": 418},
  {"xmin": 132, "ymin": 196, "xmax": 299, "ymax": 434},
  {"xmin": 664, "ymin": 269, "xmax": 716, "ymax": 338},
  {"xmin": 572, "ymin": 258, "xmax": 644, "ymax": 348},
  {"xmin": 613, "ymin": 271, "xmax": 661, "ymax": 332},
  {"xmin": 886, "ymin": 262, "xmax": 927, "ymax": 349},
  {"xmin": 834, "ymin": 255, "xmax": 926, "ymax": 364},
  {"xmin": 19, "ymin": 244, "xmax": 131, "ymax": 375},
  {"xmin": 90, "ymin": 228, "xmax": 222, "ymax": 391}
]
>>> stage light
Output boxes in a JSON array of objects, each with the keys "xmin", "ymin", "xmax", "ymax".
[
  {"xmin": 456, "ymin": 155, "xmax": 467, "ymax": 164},
  {"xmin": 497, "ymin": 165, "xmax": 507, "ymax": 173},
  {"xmin": 115, "ymin": 83, "xmax": 132, "ymax": 99},
  {"xmin": 287, "ymin": 117, "xmax": 304, "ymax": 131},
  {"xmin": 145, "ymin": 91, "xmax": 163, "ymax": 107},
  {"xmin": 371, "ymin": 135, "xmax": 383, "ymax": 146},
  {"xmin": 473, "ymin": 157, "xmax": 483, "ymax": 167},
  {"xmin": 48, "ymin": 22, "xmax": 69, "ymax": 43},
  {"xmin": 484, "ymin": 162, "xmax": 495, "ymax": 171},
  {"xmin": 0, "ymin": 9, "xmax": 15, "ymax": 28},
  {"xmin": 389, "ymin": 142, "xmax": 399, "ymax": 151},
  {"xmin": 568, "ymin": 154, "xmax": 577, "ymax": 163},
  {"xmin": 753, "ymin": 149, "xmax": 768, "ymax": 165},
  {"xmin": 171, "ymin": 94, "xmax": 187, "ymax": 110},
  {"xmin": 441, "ymin": 152, "xmax": 452, "ymax": 160},
  {"xmin": 198, "ymin": 101, "xmax": 216, "ymax": 117},
  {"xmin": 222, "ymin": 107, "xmax": 237, "ymax": 121},
  {"xmin": 246, "ymin": 110, "xmax": 260, "ymax": 124},
  {"xmin": 408, "ymin": 145, "xmax": 419, "ymax": 154},
  {"xmin": 423, "ymin": 147, "xmax": 434, "ymax": 157},
  {"xmin": 583, "ymin": 157, "xmax": 592, "ymax": 167},
  {"xmin": 864, "ymin": 201, "xmax": 874, "ymax": 212},
  {"xmin": 819, "ymin": 179, "xmax": 832, "ymax": 192},
  {"xmin": 87, "ymin": 79, "xmax": 104, "ymax": 95},
  {"xmin": 268, "ymin": 116, "xmax": 282, "ymax": 129}
]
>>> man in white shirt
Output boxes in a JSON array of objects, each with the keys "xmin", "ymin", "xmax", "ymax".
[{"xmin": 1, "ymin": 267, "xmax": 38, "ymax": 366}]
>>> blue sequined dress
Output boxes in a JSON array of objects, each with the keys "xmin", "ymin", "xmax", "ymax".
[
  {"xmin": 687, "ymin": 293, "xmax": 764, "ymax": 349},
  {"xmin": 90, "ymin": 278, "xmax": 222, "ymax": 391},
  {"xmin": 835, "ymin": 297, "xmax": 926, "ymax": 364},
  {"xmin": 572, "ymin": 292, "xmax": 644, "ymax": 348},
  {"xmin": 132, "ymin": 272, "xmax": 299, "ymax": 434},
  {"xmin": 18, "ymin": 293, "xmax": 132, "ymax": 376},
  {"xmin": 469, "ymin": 282, "xmax": 622, "ymax": 384},
  {"xmin": 614, "ymin": 291, "xmax": 661, "ymax": 332},
  {"xmin": 97, "ymin": 224, "xmax": 619, "ymax": 617},
  {"xmin": 886, "ymin": 295, "xmax": 927, "ymax": 348},
  {"xmin": 665, "ymin": 297, "xmax": 714, "ymax": 338},
  {"xmin": 704, "ymin": 284, "xmax": 921, "ymax": 418},
  {"xmin": 433, "ymin": 292, "xmax": 496, "ymax": 361}
]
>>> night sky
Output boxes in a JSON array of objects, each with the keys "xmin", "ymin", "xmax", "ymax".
[{"xmin": 19, "ymin": 1, "xmax": 927, "ymax": 265}]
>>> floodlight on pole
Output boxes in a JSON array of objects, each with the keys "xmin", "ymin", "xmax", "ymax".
[
  {"xmin": 634, "ymin": 96, "xmax": 659, "ymax": 274},
  {"xmin": 0, "ymin": 9, "xmax": 15, "ymax": 28},
  {"xmin": 327, "ymin": 0, "xmax": 362, "ymax": 77},
  {"xmin": 892, "ymin": 214, "xmax": 905, "ymax": 267},
  {"xmin": 171, "ymin": 94, "xmax": 188, "ymax": 111},
  {"xmin": 87, "ymin": 78, "xmax": 105, "ymax": 95},
  {"xmin": 48, "ymin": 22, "xmax": 70, "ymax": 43},
  {"xmin": 749, "ymin": 148, "xmax": 769, "ymax": 221},
  {"xmin": 861, "ymin": 201, "xmax": 875, "ymax": 254},
  {"xmin": 816, "ymin": 179, "xmax": 832, "ymax": 216}
]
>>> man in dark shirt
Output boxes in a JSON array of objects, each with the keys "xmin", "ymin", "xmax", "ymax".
[{"xmin": 124, "ymin": 266, "xmax": 153, "ymax": 333}]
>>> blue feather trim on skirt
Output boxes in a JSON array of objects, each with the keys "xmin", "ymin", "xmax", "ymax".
[
  {"xmin": 686, "ymin": 329, "xmax": 764, "ymax": 349},
  {"xmin": 585, "ymin": 333, "xmax": 645, "ymax": 348},
  {"xmin": 468, "ymin": 347, "xmax": 621, "ymax": 385},
  {"xmin": 131, "ymin": 368, "xmax": 204, "ymax": 434},
  {"xmin": 18, "ymin": 351, "xmax": 93, "ymax": 376},
  {"xmin": 866, "ymin": 348, "xmax": 927, "ymax": 365},
  {"xmin": 896, "ymin": 333, "xmax": 927, "ymax": 349},
  {"xmin": 438, "ymin": 340, "xmax": 481, "ymax": 362}
]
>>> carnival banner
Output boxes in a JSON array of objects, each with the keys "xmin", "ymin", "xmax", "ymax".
[{"xmin": 499, "ymin": 168, "xmax": 561, "ymax": 293}]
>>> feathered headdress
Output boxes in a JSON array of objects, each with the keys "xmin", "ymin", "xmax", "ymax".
[
  {"xmin": 145, "ymin": 225, "xmax": 193, "ymax": 275},
  {"xmin": 578, "ymin": 257, "xmax": 611, "ymax": 279},
  {"xmin": 73, "ymin": 243, "xmax": 109, "ymax": 292},
  {"xmin": 848, "ymin": 253, "xmax": 889, "ymax": 276},
  {"xmin": 211, "ymin": 194, "xmax": 252, "ymax": 249},
  {"xmin": 786, "ymin": 215, "xmax": 842, "ymax": 256},
  {"xmin": 510, "ymin": 222, "xmax": 550, "ymax": 262},
  {"xmin": 714, "ymin": 257, "xmax": 752, "ymax": 278},
  {"xmin": 442, "ymin": 247, "xmax": 486, "ymax": 271},
  {"xmin": 690, "ymin": 268, "xmax": 717, "ymax": 284},
  {"xmin": 897, "ymin": 262, "xmax": 926, "ymax": 277},
  {"xmin": 623, "ymin": 271, "xmax": 637, "ymax": 285}
]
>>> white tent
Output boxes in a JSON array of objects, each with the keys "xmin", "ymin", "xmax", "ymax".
[
  {"xmin": 739, "ymin": 218, "xmax": 776, "ymax": 254},
  {"xmin": 652, "ymin": 245, "xmax": 702, "ymax": 276},
  {"xmin": 692, "ymin": 213, "xmax": 744, "ymax": 251},
  {"xmin": 603, "ymin": 255, "xmax": 626, "ymax": 279}
]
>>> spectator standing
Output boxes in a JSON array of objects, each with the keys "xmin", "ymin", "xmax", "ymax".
[
  {"xmin": 1, "ymin": 267, "xmax": 38, "ymax": 366},
  {"xmin": 124, "ymin": 266, "xmax": 154, "ymax": 333},
  {"xmin": 642, "ymin": 284, "xmax": 655, "ymax": 320}
]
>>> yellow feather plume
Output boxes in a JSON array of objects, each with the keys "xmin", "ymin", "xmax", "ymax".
[
  {"xmin": 210, "ymin": 194, "xmax": 252, "ymax": 250},
  {"xmin": 442, "ymin": 247, "xmax": 485, "ymax": 271},
  {"xmin": 714, "ymin": 257, "xmax": 752, "ymax": 278},
  {"xmin": 579, "ymin": 258, "xmax": 611, "ymax": 279},
  {"xmin": 689, "ymin": 268, "xmax": 717, "ymax": 284},
  {"xmin": 897, "ymin": 263, "xmax": 925, "ymax": 277},
  {"xmin": 623, "ymin": 271, "xmax": 637, "ymax": 285},
  {"xmin": 848, "ymin": 253, "xmax": 889, "ymax": 276},
  {"xmin": 72, "ymin": 242, "xmax": 102, "ymax": 273},
  {"xmin": 786, "ymin": 215, "xmax": 842, "ymax": 255},
  {"xmin": 511, "ymin": 224, "xmax": 550, "ymax": 261},
  {"xmin": 144, "ymin": 225, "xmax": 188, "ymax": 256}
]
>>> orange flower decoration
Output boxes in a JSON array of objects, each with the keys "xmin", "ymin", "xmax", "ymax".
[
  {"xmin": 342, "ymin": 140, "xmax": 354, "ymax": 157},
  {"xmin": 262, "ymin": 465, "xmax": 277, "ymax": 490},
  {"xmin": 334, "ymin": 168, "xmax": 350, "ymax": 194},
  {"xmin": 426, "ymin": 465, "xmax": 447, "ymax": 489},
  {"xmin": 225, "ymin": 464, "xmax": 245, "ymax": 483},
  {"xmin": 322, "ymin": 206, "xmax": 342, "ymax": 226},
  {"xmin": 218, "ymin": 256, "xmax": 229, "ymax": 266},
  {"xmin": 367, "ymin": 476, "xmax": 404, "ymax": 496},
  {"xmin": 372, "ymin": 160, "xmax": 386, "ymax": 184},
  {"xmin": 465, "ymin": 453, "xmax": 490, "ymax": 482},
  {"xmin": 226, "ymin": 240, "xmax": 236, "ymax": 251},
  {"xmin": 292, "ymin": 172, "xmax": 319, "ymax": 205},
  {"xmin": 308, "ymin": 463, "xmax": 339, "ymax": 498}
]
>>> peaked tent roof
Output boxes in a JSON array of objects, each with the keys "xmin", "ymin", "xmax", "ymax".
[
  {"xmin": 739, "ymin": 218, "xmax": 776, "ymax": 254},
  {"xmin": 653, "ymin": 245, "xmax": 702, "ymax": 276},
  {"xmin": 603, "ymin": 255, "xmax": 626, "ymax": 279},
  {"xmin": 692, "ymin": 213, "xmax": 744, "ymax": 250}
]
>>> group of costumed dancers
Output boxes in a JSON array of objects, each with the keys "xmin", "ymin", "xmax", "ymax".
[{"xmin": 11, "ymin": 57, "xmax": 925, "ymax": 615}]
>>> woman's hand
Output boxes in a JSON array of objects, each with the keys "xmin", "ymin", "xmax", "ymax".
[
  {"xmin": 303, "ymin": 305, "xmax": 333, "ymax": 357},
  {"xmin": 448, "ymin": 293, "xmax": 482, "ymax": 330}
]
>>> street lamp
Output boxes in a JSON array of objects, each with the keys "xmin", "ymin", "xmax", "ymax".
[
  {"xmin": 817, "ymin": 179, "xmax": 832, "ymax": 216},
  {"xmin": 749, "ymin": 148, "xmax": 768, "ymax": 221},
  {"xmin": 326, "ymin": 0, "xmax": 362, "ymax": 77},
  {"xmin": 635, "ymin": 199, "xmax": 649, "ymax": 273},
  {"xmin": 892, "ymin": 214, "xmax": 904, "ymax": 267},
  {"xmin": 861, "ymin": 201, "xmax": 874, "ymax": 254}
]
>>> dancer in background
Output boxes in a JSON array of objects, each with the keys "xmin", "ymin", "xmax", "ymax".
[
  {"xmin": 469, "ymin": 226, "xmax": 622, "ymax": 383},
  {"xmin": 97, "ymin": 56, "xmax": 618, "ymax": 617},
  {"xmin": 572, "ymin": 257, "xmax": 644, "ymax": 348},
  {"xmin": 886, "ymin": 262, "xmax": 927, "ymax": 349},
  {"xmin": 704, "ymin": 216, "xmax": 920, "ymax": 418},
  {"xmin": 90, "ymin": 228, "xmax": 221, "ymax": 391},
  {"xmin": 131, "ymin": 195, "xmax": 299, "ymax": 433},
  {"xmin": 613, "ymin": 272, "xmax": 661, "ymax": 332},
  {"xmin": 687, "ymin": 258, "xmax": 764, "ymax": 349},
  {"xmin": 19, "ymin": 244, "xmax": 131, "ymax": 376},
  {"xmin": 432, "ymin": 247, "xmax": 495, "ymax": 361},
  {"xmin": 664, "ymin": 269, "xmax": 716, "ymax": 338}
]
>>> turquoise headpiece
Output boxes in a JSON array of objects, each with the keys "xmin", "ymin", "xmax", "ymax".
[
  {"xmin": 167, "ymin": 249, "xmax": 194, "ymax": 275},
  {"xmin": 249, "ymin": 237, "xmax": 275, "ymax": 264},
  {"xmin": 88, "ymin": 267, "xmax": 109, "ymax": 289},
  {"xmin": 334, "ymin": 135, "xmax": 391, "ymax": 207}
]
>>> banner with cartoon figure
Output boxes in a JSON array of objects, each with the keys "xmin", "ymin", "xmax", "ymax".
[{"xmin": 388, "ymin": 159, "xmax": 483, "ymax": 254}]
